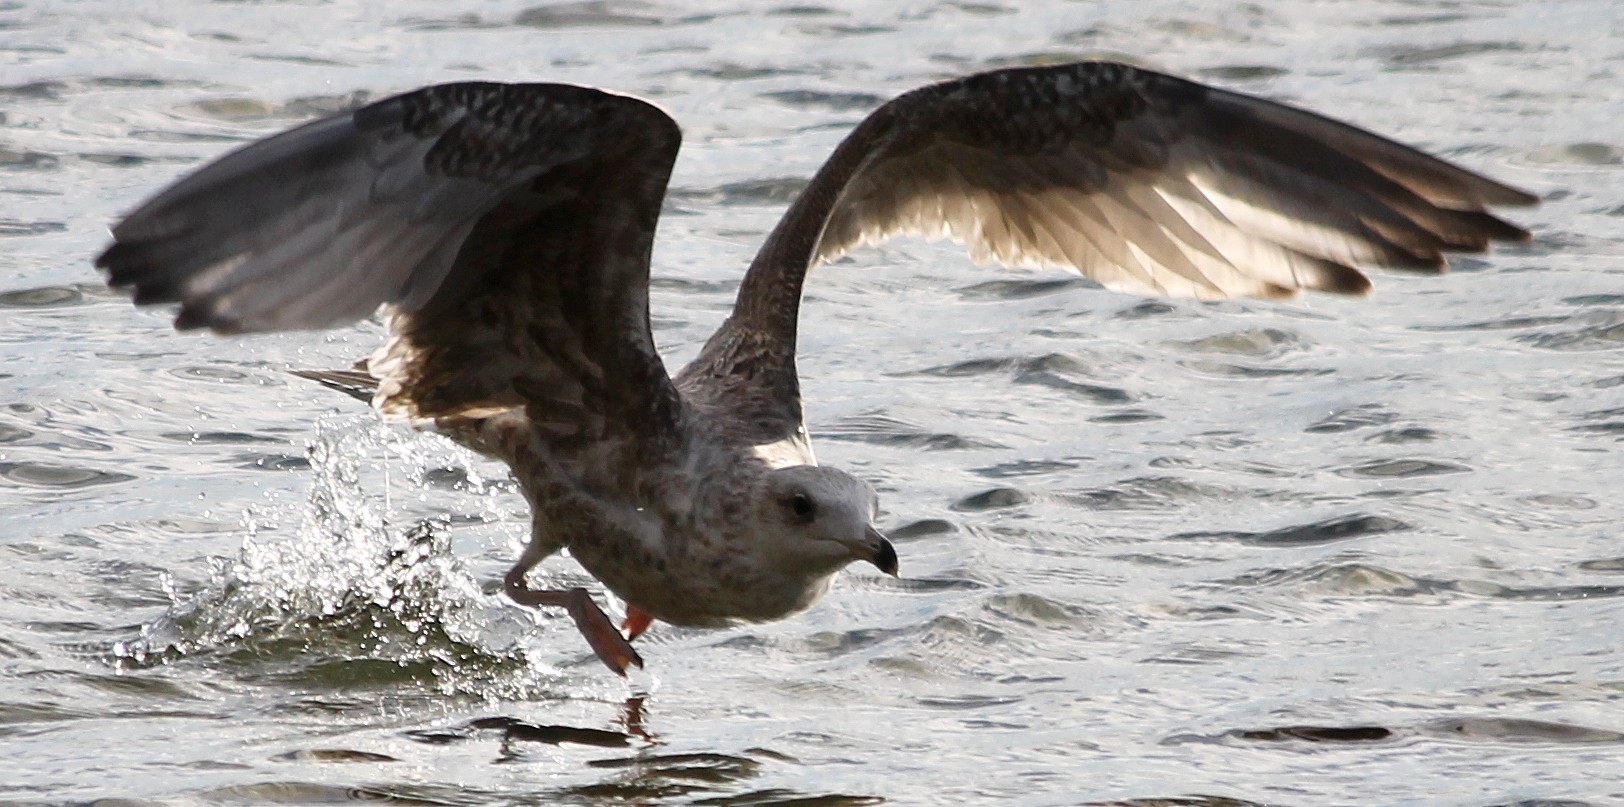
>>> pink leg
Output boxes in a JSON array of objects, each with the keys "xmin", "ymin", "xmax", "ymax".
[{"xmin": 505, "ymin": 569, "xmax": 644, "ymax": 676}]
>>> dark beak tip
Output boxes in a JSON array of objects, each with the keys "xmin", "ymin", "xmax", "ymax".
[{"xmin": 872, "ymin": 538, "xmax": 900, "ymax": 577}]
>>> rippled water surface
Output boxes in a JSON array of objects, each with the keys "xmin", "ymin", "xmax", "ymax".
[{"xmin": 4, "ymin": 0, "xmax": 1624, "ymax": 804}]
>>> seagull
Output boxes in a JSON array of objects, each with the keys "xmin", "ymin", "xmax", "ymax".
[{"xmin": 96, "ymin": 61, "xmax": 1536, "ymax": 675}]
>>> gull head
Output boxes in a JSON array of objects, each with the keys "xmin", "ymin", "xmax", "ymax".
[{"xmin": 752, "ymin": 464, "xmax": 897, "ymax": 579}]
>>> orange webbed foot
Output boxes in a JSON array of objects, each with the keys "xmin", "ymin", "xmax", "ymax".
[{"xmin": 621, "ymin": 603, "xmax": 655, "ymax": 641}]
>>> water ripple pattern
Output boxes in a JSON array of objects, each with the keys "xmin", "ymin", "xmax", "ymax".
[{"xmin": 2, "ymin": 0, "xmax": 1621, "ymax": 804}]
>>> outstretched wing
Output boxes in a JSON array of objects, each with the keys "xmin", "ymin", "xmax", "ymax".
[
  {"xmin": 98, "ymin": 82, "xmax": 686, "ymax": 454},
  {"xmin": 811, "ymin": 64, "xmax": 1535, "ymax": 298},
  {"xmin": 681, "ymin": 61, "xmax": 1536, "ymax": 444}
]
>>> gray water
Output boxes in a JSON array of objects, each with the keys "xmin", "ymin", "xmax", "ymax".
[{"xmin": 4, "ymin": 0, "xmax": 1623, "ymax": 804}]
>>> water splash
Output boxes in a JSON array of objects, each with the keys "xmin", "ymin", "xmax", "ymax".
[{"xmin": 111, "ymin": 416, "xmax": 573, "ymax": 700}]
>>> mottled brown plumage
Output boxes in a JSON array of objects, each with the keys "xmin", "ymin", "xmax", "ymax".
[{"xmin": 97, "ymin": 62, "xmax": 1534, "ymax": 675}]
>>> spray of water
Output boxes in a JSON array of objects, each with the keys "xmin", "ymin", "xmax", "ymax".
[{"xmin": 111, "ymin": 415, "xmax": 597, "ymax": 700}]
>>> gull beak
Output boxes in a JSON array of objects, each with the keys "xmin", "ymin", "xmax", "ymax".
[{"xmin": 852, "ymin": 525, "xmax": 899, "ymax": 577}]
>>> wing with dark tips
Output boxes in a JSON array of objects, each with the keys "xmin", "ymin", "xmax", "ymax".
[
  {"xmin": 680, "ymin": 61, "xmax": 1536, "ymax": 443},
  {"xmin": 99, "ymin": 82, "xmax": 687, "ymax": 454},
  {"xmin": 806, "ymin": 62, "xmax": 1535, "ymax": 302}
]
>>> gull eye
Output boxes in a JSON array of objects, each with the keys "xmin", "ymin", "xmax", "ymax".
[{"xmin": 788, "ymin": 492, "xmax": 816, "ymax": 523}]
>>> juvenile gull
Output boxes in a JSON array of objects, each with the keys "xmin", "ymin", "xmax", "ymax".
[{"xmin": 96, "ymin": 62, "xmax": 1536, "ymax": 675}]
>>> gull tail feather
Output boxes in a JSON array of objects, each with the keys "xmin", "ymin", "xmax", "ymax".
[
  {"xmin": 291, "ymin": 364, "xmax": 509, "ymax": 460},
  {"xmin": 290, "ymin": 366, "xmax": 379, "ymax": 405}
]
